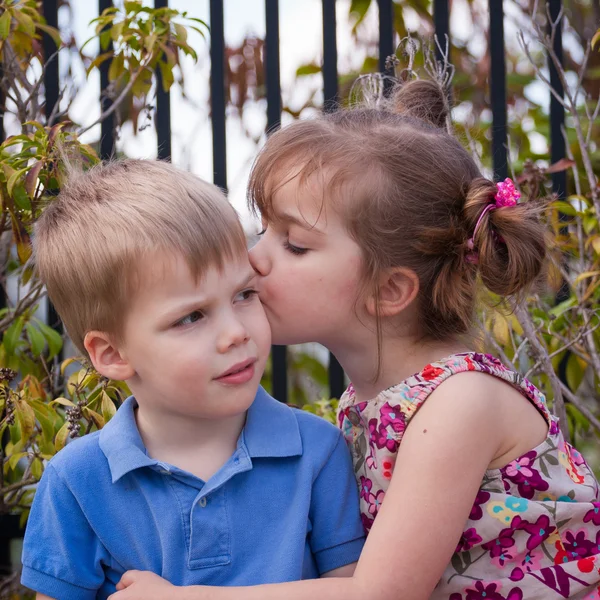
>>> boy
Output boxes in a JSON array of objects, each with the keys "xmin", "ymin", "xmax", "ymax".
[{"xmin": 21, "ymin": 160, "xmax": 365, "ymax": 600}]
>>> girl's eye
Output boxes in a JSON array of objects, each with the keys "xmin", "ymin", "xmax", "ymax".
[
  {"xmin": 235, "ymin": 289, "xmax": 258, "ymax": 302},
  {"xmin": 257, "ymin": 228, "xmax": 267, "ymax": 236},
  {"xmin": 175, "ymin": 311, "xmax": 204, "ymax": 327},
  {"xmin": 284, "ymin": 239, "xmax": 308, "ymax": 255}
]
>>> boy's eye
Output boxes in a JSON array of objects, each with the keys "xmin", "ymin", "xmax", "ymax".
[
  {"xmin": 175, "ymin": 311, "xmax": 204, "ymax": 327},
  {"xmin": 284, "ymin": 239, "xmax": 308, "ymax": 256},
  {"xmin": 235, "ymin": 289, "xmax": 258, "ymax": 302}
]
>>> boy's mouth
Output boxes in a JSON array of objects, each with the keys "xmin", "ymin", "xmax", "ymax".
[{"xmin": 214, "ymin": 358, "xmax": 257, "ymax": 384}]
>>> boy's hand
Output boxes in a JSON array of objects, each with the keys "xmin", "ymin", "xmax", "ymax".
[{"xmin": 109, "ymin": 571, "xmax": 175, "ymax": 599}]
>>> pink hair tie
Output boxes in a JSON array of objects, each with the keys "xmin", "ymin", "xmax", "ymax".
[{"xmin": 465, "ymin": 178, "xmax": 521, "ymax": 265}]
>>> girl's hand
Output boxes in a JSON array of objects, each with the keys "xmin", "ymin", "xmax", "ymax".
[{"xmin": 109, "ymin": 571, "xmax": 177, "ymax": 600}]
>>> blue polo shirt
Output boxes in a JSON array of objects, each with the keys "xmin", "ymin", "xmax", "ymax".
[{"xmin": 21, "ymin": 387, "xmax": 364, "ymax": 600}]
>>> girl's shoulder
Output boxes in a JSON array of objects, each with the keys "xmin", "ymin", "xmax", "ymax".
[{"xmin": 339, "ymin": 352, "xmax": 553, "ymax": 431}]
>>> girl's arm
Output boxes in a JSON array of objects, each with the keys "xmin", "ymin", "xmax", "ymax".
[{"xmin": 111, "ymin": 373, "xmax": 507, "ymax": 600}]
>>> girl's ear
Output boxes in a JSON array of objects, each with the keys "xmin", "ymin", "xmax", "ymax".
[
  {"xmin": 84, "ymin": 331, "xmax": 135, "ymax": 381},
  {"xmin": 365, "ymin": 267, "xmax": 420, "ymax": 317}
]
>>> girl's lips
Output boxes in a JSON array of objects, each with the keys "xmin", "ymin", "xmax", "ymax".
[{"xmin": 214, "ymin": 358, "xmax": 257, "ymax": 385}]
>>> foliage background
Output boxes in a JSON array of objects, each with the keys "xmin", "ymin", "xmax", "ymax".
[{"xmin": 0, "ymin": 0, "xmax": 598, "ymax": 597}]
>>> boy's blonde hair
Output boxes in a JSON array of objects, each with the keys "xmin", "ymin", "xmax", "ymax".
[{"xmin": 34, "ymin": 159, "xmax": 246, "ymax": 355}]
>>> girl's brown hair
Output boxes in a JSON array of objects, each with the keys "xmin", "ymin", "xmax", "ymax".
[{"xmin": 249, "ymin": 79, "xmax": 546, "ymax": 341}]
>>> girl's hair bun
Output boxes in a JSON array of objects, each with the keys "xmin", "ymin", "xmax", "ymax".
[{"xmin": 390, "ymin": 79, "xmax": 450, "ymax": 129}]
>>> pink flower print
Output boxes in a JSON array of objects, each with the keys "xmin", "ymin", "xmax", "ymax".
[
  {"xmin": 464, "ymin": 581, "xmax": 505, "ymax": 600},
  {"xmin": 359, "ymin": 476, "xmax": 372, "ymax": 502},
  {"xmin": 469, "ymin": 490, "xmax": 491, "ymax": 521},
  {"xmin": 456, "ymin": 528, "xmax": 483, "ymax": 553},
  {"xmin": 518, "ymin": 548, "xmax": 543, "ymax": 573},
  {"xmin": 501, "ymin": 451, "xmax": 549, "ymax": 499},
  {"xmin": 514, "ymin": 514, "xmax": 556, "ymax": 550},
  {"xmin": 368, "ymin": 419, "xmax": 399, "ymax": 452},
  {"xmin": 366, "ymin": 488, "xmax": 385, "ymax": 517},
  {"xmin": 483, "ymin": 527, "xmax": 515, "ymax": 559},
  {"xmin": 584, "ymin": 503, "xmax": 600, "ymax": 527},
  {"xmin": 505, "ymin": 590, "xmax": 524, "ymax": 600},
  {"xmin": 421, "ymin": 364, "xmax": 445, "ymax": 381},
  {"xmin": 563, "ymin": 529, "xmax": 595, "ymax": 560},
  {"xmin": 380, "ymin": 403, "xmax": 406, "ymax": 434},
  {"xmin": 549, "ymin": 418, "xmax": 560, "ymax": 435},
  {"xmin": 570, "ymin": 446, "xmax": 586, "ymax": 466},
  {"xmin": 505, "ymin": 455, "xmax": 536, "ymax": 479},
  {"xmin": 491, "ymin": 545, "xmax": 515, "ymax": 568}
]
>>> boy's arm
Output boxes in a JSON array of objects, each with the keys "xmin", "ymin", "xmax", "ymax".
[
  {"xmin": 21, "ymin": 463, "xmax": 108, "ymax": 600},
  {"xmin": 307, "ymin": 430, "xmax": 365, "ymax": 577},
  {"xmin": 36, "ymin": 594, "xmax": 55, "ymax": 600}
]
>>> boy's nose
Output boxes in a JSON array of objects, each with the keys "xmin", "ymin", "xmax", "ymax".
[
  {"xmin": 248, "ymin": 238, "xmax": 270, "ymax": 276},
  {"xmin": 217, "ymin": 317, "xmax": 250, "ymax": 354}
]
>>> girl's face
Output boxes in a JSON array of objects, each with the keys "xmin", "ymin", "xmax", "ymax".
[{"xmin": 249, "ymin": 177, "xmax": 366, "ymax": 349}]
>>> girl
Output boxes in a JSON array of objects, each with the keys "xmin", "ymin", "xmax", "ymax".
[{"xmin": 112, "ymin": 79, "xmax": 600, "ymax": 600}]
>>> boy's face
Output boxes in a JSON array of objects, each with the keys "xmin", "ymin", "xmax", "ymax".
[{"xmin": 117, "ymin": 252, "xmax": 271, "ymax": 421}]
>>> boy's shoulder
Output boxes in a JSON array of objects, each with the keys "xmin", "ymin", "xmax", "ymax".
[
  {"xmin": 47, "ymin": 429, "xmax": 106, "ymax": 480},
  {"xmin": 252, "ymin": 388, "xmax": 344, "ymax": 461}
]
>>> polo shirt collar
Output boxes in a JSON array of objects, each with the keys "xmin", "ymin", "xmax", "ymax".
[
  {"xmin": 99, "ymin": 387, "xmax": 303, "ymax": 483},
  {"xmin": 99, "ymin": 396, "xmax": 156, "ymax": 483},
  {"xmin": 241, "ymin": 386, "xmax": 303, "ymax": 458}
]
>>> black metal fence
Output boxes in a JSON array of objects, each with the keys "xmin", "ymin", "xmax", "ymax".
[{"xmin": 0, "ymin": 0, "xmax": 567, "ymax": 580}]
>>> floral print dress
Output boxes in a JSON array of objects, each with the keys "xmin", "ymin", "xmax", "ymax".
[{"xmin": 338, "ymin": 352, "xmax": 600, "ymax": 599}]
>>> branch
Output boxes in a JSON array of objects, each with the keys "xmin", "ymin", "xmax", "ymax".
[
  {"xmin": 514, "ymin": 303, "xmax": 570, "ymax": 441},
  {"xmin": 559, "ymin": 382, "xmax": 600, "ymax": 436},
  {"xmin": 1, "ymin": 476, "xmax": 36, "ymax": 496},
  {"xmin": 77, "ymin": 58, "xmax": 153, "ymax": 137}
]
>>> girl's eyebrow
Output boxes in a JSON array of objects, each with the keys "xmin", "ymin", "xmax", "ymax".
[{"xmin": 274, "ymin": 210, "xmax": 325, "ymax": 234}]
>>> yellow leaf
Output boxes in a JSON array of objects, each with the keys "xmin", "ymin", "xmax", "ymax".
[
  {"xmin": 0, "ymin": 10, "xmax": 11, "ymax": 40},
  {"xmin": 573, "ymin": 271, "xmax": 600, "ymax": 285},
  {"xmin": 592, "ymin": 29, "xmax": 600, "ymax": 50},
  {"xmin": 592, "ymin": 237, "xmax": 600, "ymax": 256},
  {"xmin": 54, "ymin": 422, "xmax": 70, "ymax": 451},
  {"xmin": 101, "ymin": 391, "xmax": 117, "ymax": 423},
  {"xmin": 14, "ymin": 398, "xmax": 35, "ymax": 441}
]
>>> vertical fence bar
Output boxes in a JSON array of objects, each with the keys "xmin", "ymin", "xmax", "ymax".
[
  {"xmin": 99, "ymin": 0, "xmax": 115, "ymax": 160},
  {"xmin": 210, "ymin": 0, "xmax": 227, "ymax": 189},
  {"xmin": 433, "ymin": 0, "xmax": 450, "ymax": 63},
  {"xmin": 265, "ymin": 0, "xmax": 287, "ymax": 402},
  {"xmin": 154, "ymin": 0, "xmax": 171, "ymax": 160},
  {"xmin": 42, "ymin": 0, "xmax": 63, "ymax": 346},
  {"xmin": 548, "ymin": 0, "xmax": 566, "ymax": 201},
  {"xmin": 42, "ymin": 0, "xmax": 59, "ymax": 125},
  {"xmin": 322, "ymin": 0, "xmax": 338, "ymax": 113},
  {"xmin": 489, "ymin": 0, "xmax": 508, "ymax": 181},
  {"xmin": 322, "ymin": 0, "xmax": 345, "ymax": 399},
  {"xmin": 378, "ymin": 0, "xmax": 394, "ymax": 92}
]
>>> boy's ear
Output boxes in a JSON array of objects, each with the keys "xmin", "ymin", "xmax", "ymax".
[
  {"xmin": 365, "ymin": 267, "xmax": 420, "ymax": 318},
  {"xmin": 84, "ymin": 331, "xmax": 134, "ymax": 381}
]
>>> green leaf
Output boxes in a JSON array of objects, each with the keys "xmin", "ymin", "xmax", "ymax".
[
  {"xmin": 54, "ymin": 422, "xmax": 69, "ymax": 451},
  {"xmin": 566, "ymin": 354, "xmax": 586, "ymax": 392},
  {"xmin": 101, "ymin": 391, "xmax": 117, "ymax": 423},
  {"xmin": 7, "ymin": 451, "xmax": 27, "ymax": 471},
  {"xmin": 174, "ymin": 22, "xmax": 187, "ymax": 44},
  {"xmin": 12, "ymin": 9, "xmax": 35, "ymax": 36},
  {"xmin": 158, "ymin": 59, "xmax": 174, "ymax": 92},
  {"xmin": 25, "ymin": 322, "xmax": 46, "ymax": 357},
  {"xmin": 100, "ymin": 29, "xmax": 112, "ymax": 51},
  {"xmin": 0, "ymin": 10, "xmax": 12, "ymax": 40},
  {"xmin": 7, "ymin": 167, "xmax": 26, "ymax": 196},
  {"xmin": 49, "ymin": 397, "xmax": 75, "ymax": 408},
  {"xmin": 13, "ymin": 184, "xmax": 31, "ymax": 210},
  {"xmin": 36, "ymin": 320, "xmax": 63, "ymax": 359},
  {"xmin": 296, "ymin": 63, "xmax": 321, "ymax": 77},
  {"xmin": 31, "ymin": 457, "xmax": 43, "ymax": 480},
  {"xmin": 3, "ymin": 316, "xmax": 24, "ymax": 356},
  {"xmin": 36, "ymin": 22, "xmax": 62, "ymax": 47},
  {"xmin": 15, "ymin": 399, "xmax": 35, "ymax": 441}
]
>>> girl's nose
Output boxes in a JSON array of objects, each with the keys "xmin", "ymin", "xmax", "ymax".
[{"xmin": 249, "ymin": 237, "xmax": 271, "ymax": 276}]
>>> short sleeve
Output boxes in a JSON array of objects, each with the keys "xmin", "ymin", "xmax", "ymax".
[
  {"xmin": 21, "ymin": 463, "xmax": 108, "ymax": 600},
  {"xmin": 309, "ymin": 431, "xmax": 365, "ymax": 574}
]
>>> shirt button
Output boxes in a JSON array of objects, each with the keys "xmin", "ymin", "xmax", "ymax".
[{"xmin": 199, "ymin": 497, "xmax": 207, "ymax": 508}]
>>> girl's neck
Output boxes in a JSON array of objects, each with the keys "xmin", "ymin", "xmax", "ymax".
[{"xmin": 332, "ymin": 332, "xmax": 472, "ymax": 403}]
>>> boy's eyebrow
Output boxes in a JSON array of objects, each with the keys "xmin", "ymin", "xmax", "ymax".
[
  {"xmin": 275, "ymin": 211, "xmax": 325, "ymax": 234},
  {"xmin": 161, "ymin": 270, "xmax": 257, "ymax": 321}
]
